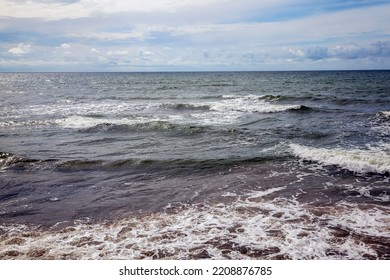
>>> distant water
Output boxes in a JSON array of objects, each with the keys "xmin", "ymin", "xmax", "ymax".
[{"xmin": 0, "ymin": 71, "xmax": 389, "ymax": 259}]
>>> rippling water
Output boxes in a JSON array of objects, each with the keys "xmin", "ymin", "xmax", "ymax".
[{"xmin": 0, "ymin": 71, "xmax": 389, "ymax": 259}]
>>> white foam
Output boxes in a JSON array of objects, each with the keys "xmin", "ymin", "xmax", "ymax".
[
  {"xmin": 59, "ymin": 115, "xmax": 168, "ymax": 129},
  {"xmin": 208, "ymin": 95, "xmax": 301, "ymax": 113},
  {"xmin": 60, "ymin": 115, "xmax": 126, "ymax": 129},
  {"xmin": 222, "ymin": 94, "xmax": 262, "ymax": 100},
  {"xmin": 182, "ymin": 111, "xmax": 243, "ymax": 125},
  {"xmin": 371, "ymin": 111, "xmax": 390, "ymax": 136},
  {"xmin": 1, "ymin": 192, "xmax": 388, "ymax": 260},
  {"xmin": 328, "ymin": 203, "xmax": 390, "ymax": 238},
  {"xmin": 166, "ymin": 95, "xmax": 302, "ymax": 126},
  {"xmin": 2, "ymin": 95, "xmax": 302, "ymax": 129},
  {"xmin": 379, "ymin": 111, "xmax": 390, "ymax": 117},
  {"xmin": 4, "ymin": 100, "xmax": 159, "ymax": 120},
  {"xmin": 290, "ymin": 143, "xmax": 390, "ymax": 174},
  {"xmin": 247, "ymin": 186, "xmax": 287, "ymax": 198},
  {"xmin": 0, "ymin": 119, "xmax": 61, "ymax": 128}
]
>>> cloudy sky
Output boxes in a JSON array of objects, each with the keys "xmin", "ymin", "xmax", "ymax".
[{"xmin": 0, "ymin": 0, "xmax": 389, "ymax": 71}]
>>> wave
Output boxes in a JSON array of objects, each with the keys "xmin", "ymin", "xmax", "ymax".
[
  {"xmin": 376, "ymin": 111, "xmax": 390, "ymax": 122},
  {"xmin": 0, "ymin": 150, "xmax": 282, "ymax": 174},
  {"xmin": 223, "ymin": 93, "xmax": 310, "ymax": 102},
  {"xmin": 288, "ymin": 105, "xmax": 312, "ymax": 112},
  {"xmin": 0, "ymin": 152, "xmax": 41, "ymax": 170},
  {"xmin": 210, "ymin": 102, "xmax": 304, "ymax": 114},
  {"xmin": 259, "ymin": 94, "xmax": 295, "ymax": 101},
  {"xmin": 61, "ymin": 116, "xmax": 209, "ymax": 135},
  {"xmin": 221, "ymin": 94, "xmax": 259, "ymax": 100},
  {"xmin": 91, "ymin": 122, "xmax": 207, "ymax": 134},
  {"xmin": 169, "ymin": 99, "xmax": 311, "ymax": 114},
  {"xmin": 201, "ymin": 94, "xmax": 309, "ymax": 114},
  {"xmin": 289, "ymin": 143, "xmax": 390, "ymax": 175},
  {"xmin": 3, "ymin": 101, "xmax": 160, "ymax": 121},
  {"xmin": 58, "ymin": 99, "xmax": 310, "ymax": 131},
  {"xmin": 57, "ymin": 156, "xmax": 281, "ymax": 173},
  {"xmin": 168, "ymin": 103, "xmax": 211, "ymax": 111},
  {"xmin": 370, "ymin": 111, "xmax": 390, "ymax": 137},
  {"xmin": 1, "ymin": 94, "xmax": 312, "ymax": 131},
  {"xmin": 0, "ymin": 152, "xmax": 108, "ymax": 172}
]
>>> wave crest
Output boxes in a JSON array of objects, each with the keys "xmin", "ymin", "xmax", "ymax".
[{"xmin": 290, "ymin": 143, "xmax": 390, "ymax": 175}]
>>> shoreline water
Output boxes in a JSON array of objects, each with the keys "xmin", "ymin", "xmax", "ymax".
[{"xmin": 1, "ymin": 160, "xmax": 389, "ymax": 260}]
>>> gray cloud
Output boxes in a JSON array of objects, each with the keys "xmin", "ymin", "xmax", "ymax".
[
  {"xmin": 305, "ymin": 46, "xmax": 328, "ymax": 60},
  {"xmin": 300, "ymin": 41, "xmax": 390, "ymax": 61},
  {"xmin": 372, "ymin": 41, "xmax": 390, "ymax": 57}
]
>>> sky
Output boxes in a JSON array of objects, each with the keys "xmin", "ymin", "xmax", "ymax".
[{"xmin": 0, "ymin": 0, "xmax": 389, "ymax": 71}]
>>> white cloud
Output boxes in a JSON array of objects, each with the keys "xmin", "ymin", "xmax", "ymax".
[
  {"xmin": 107, "ymin": 50, "xmax": 129, "ymax": 56},
  {"xmin": 0, "ymin": 0, "xmax": 225, "ymax": 20},
  {"xmin": 61, "ymin": 43, "xmax": 71, "ymax": 49},
  {"xmin": 69, "ymin": 31, "xmax": 146, "ymax": 41},
  {"xmin": 8, "ymin": 43, "xmax": 31, "ymax": 55},
  {"xmin": 0, "ymin": 0, "xmax": 88, "ymax": 20},
  {"xmin": 288, "ymin": 48, "xmax": 304, "ymax": 57}
]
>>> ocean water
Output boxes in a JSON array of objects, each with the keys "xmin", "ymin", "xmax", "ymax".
[{"xmin": 0, "ymin": 71, "xmax": 389, "ymax": 260}]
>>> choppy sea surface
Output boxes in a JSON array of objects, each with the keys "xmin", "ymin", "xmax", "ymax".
[{"xmin": 0, "ymin": 71, "xmax": 389, "ymax": 260}]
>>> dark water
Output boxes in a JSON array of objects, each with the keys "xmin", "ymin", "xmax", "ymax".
[{"xmin": 0, "ymin": 71, "xmax": 389, "ymax": 259}]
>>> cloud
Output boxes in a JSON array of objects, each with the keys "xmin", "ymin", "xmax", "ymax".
[
  {"xmin": 283, "ymin": 41, "xmax": 390, "ymax": 62},
  {"xmin": 0, "ymin": 0, "xmax": 225, "ymax": 20},
  {"xmin": 90, "ymin": 47, "xmax": 99, "ymax": 54},
  {"xmin": 372, "ymin": 41, "xmax": 390, "ymax": 57},
  {"xmin": 107, "ymin": 50, "xmax": 129, "ymax": 56},
  {"xmin": 305, "ymin": 46, "xmax": 328, "ymax": 60},
  {"xmin": 330, "ymin": 43, "xmax": 365, "ymax": 60},
  {"xmin": 60, "ymin": 43, "xmax": 71, "ymax": 49},
  {"xmin": 8, "ymin": 42, "xmax": 31, "ymax": 55},
  {"xmin": 0, "ymin": 1, "xmax": 389, "ymax": 71},
  {"xmin": 69, "ymin": 31, "xmax": 146, "ymax": 41}
]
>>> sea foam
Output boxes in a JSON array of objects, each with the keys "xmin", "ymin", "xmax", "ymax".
[
  {"xmin": 209, "ymin": 94, "xmax": 302, "ymax": 113},
  {"xmin": 0, "ymin": 195, "xmax": 388, "ymax": 260},
  {"xmin": 290, "ymin": 143, "xmax": 390, "ymax": 174}
]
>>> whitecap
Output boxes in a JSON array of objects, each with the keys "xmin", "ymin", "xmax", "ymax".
[
  {"xmin": 59, "ymin": 115, "xmax": 162, "ymax": 129},
  {"xmin": 209, "ymin": 95, "xmax": 302, "ymax": 113},
  {"xmin": 289, "ymin": 143, "xmax": 390, "ymax": 174}
]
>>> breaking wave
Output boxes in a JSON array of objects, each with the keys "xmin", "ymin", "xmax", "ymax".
[
  {"xmin": 290, "ymin": 143, "xmax": 390, "ymax": 175},
  {"xmin": 165, "ymin": 95, "xmax": 310, "ymax": 114},
  {"xmin": 202, "ymin": 94, "xmax": 309, "ymax": 114},
  {"xmin": 0, "ymin": 152, "xmax": 41, "ymax": 171},
  {"xmin": 60, "ymin": 116, "xmax": 209, "ymax": 134}
]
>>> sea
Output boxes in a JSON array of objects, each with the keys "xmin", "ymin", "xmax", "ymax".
[{"xmin": 0, "ymin": 71, "xmax": 389, "ymax": 260}]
